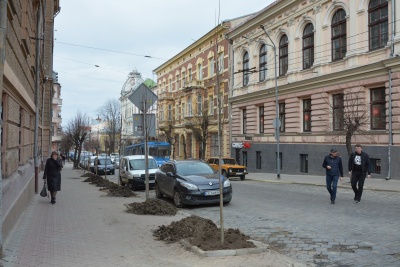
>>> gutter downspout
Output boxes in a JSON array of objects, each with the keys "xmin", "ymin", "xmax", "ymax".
[
  {"xmin": 34, "ymin": 4, "xmax": 43, "ymax": 193},
  {"xmin": 387, "ymin": 0, "xmax": 395, "ymax": 180},
  {"xmin": 228, "ymin": 38, "xmax": 233, "ymax": 157},
  {"xmin": 0, "ymin": 0, "xmax": 9, "ymax": 255}
]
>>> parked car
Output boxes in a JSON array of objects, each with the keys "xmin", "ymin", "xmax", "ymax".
[
  {"xmin": 155, "ymin": 159, "xmax": 232, "ymax": 208},
  {"xmin": 94, "ymin": 156, "xmax": 115, "ymax": 175},
  {"xmin": 119, "ymin": 155, "xmax": 159, "ymax": 190},
  {"xmin": 207, "ymin": 157, "xmax": 248, "ymax": 180},
  {"xmin": 88, "ymin": 156, "xmax": 97, "ymax": 172},
  {"xmin": 110, "ymin": 153, "xmax": 119, "ymax": 163}
]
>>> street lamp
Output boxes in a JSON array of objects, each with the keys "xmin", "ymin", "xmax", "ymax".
[
  {"xmin": 96, "ymin": 115, "xmax": 101, "ymax": 175},
  {"xmin": 260, "ymin": 25, "xmax": 280, "ymax": 180}
]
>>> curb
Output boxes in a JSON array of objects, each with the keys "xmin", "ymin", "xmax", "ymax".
[{"xmin": 179, "ymin": 238, "xmax": 268, "ymax": 257}]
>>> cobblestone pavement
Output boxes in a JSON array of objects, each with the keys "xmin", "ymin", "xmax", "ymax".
[{"xmin": 145, "ymin": 180, "xmax": 400, "ymax": 267}]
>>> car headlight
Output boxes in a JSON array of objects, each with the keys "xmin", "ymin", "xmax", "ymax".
[
  {"xmin": 133, "ymin": 174, "xmax": 141, "ymax": 178},
  {"xmin": 223, "ymin": 179, "xmax": 231, "ymax": 187},
  {"xmin": 228, "ymin": 168, "xmax": 232, "ymax": 173},
  {"xmin": 180, "ymin": 182, "xmax": 198, "ymax": 190},
  {"xmin": 244, "ymin": 168, "xmax": 247, "ymax": 173}
]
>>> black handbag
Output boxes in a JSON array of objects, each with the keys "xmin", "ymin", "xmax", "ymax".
[{"xmin": 40, "ymin": 181, "xmax": 48, "ymax": 197}]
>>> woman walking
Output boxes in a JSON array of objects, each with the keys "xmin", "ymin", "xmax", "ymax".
[{"xmin": 43, "ymin": 151, "xmax": 62, "ymax": 204}]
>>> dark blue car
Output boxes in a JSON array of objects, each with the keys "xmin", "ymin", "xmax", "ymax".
[{"xmin": 155, "ymin": 160, "xmax": 232, "ymax": 207}]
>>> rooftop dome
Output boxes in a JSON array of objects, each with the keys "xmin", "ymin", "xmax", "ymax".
[{"xmin": 121, "ymin": 69, "xmax": 144, "ymax": 94}]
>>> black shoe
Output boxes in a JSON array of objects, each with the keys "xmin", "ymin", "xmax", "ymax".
[
  {"xmin": 51, "ymin": 197, "xmax": 55, "ymax": 204},
  {"xmin": 331, "ymin": 200, "xmax": 335, "ymax": 204},
  {"xmin": 355, "ymin": 199, "xmax": 360, "ymax": 203}
]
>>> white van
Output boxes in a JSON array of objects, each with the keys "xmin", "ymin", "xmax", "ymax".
[{"xmin": 119, "ymin": 155, "xmax": 158, "ymax": 190}]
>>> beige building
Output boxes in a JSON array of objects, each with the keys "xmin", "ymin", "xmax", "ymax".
[
  {"xmin": 154, "ymin": 15, "xmax": 252, "ymax": 160},
  {"xmin": 0, "ymin": 0, "xmax": 60, "ymax": 248},
  {"xmin": 51, "ymin": 71, "xmax": 63, "ymax": 152},
  {"xmin": 227, "ymin": 0, "xmax": 400, "ymax": 178}
]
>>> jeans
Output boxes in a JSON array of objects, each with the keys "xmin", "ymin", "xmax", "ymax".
[
  {"xmin": 326, "ymin": 174, "xmax": 339, "ymax": 201},
  {"xmin": 351, "ymin": 172, "xmax": 366, "ymax": 201}
]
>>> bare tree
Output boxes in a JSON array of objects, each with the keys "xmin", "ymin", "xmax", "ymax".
[
  {"xmin": 64, "ymin": 112, "xmax": 90, "ymax": 168},
  {"xmin": 98, "ymin": 99, "xmax": 121, "ymax": 155},
  {"xmin": 59, "ymin": 133, "xmax": 73, "ymax": 159},
  {"xmin": 320, "ymin": 88, "xmax": 372, "ymax": 156}
]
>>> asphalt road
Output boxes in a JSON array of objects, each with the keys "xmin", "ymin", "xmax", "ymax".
[{"xmin": 96, "ymin": 172, "xmax": 400, "ymax": 267}]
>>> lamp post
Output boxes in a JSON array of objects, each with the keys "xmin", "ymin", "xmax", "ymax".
[
  {"xmin": 96, "ymin": 115, "xmax": 101, "ymax": 175},
  {"xmin": 260, "ymin": 25, "xmax": 280, "ymax": 180}
]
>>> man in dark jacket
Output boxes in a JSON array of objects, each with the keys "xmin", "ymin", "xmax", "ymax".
[
  {"xmin": 322, "ymin": 148, "xmax": 343, "ymax": 204},
  {"xmin": 348, "ymin": 144, "xmax": 371, "ymax": 203}
]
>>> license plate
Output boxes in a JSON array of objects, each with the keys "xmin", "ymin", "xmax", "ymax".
[
  {"xmin": 236, "ymin": 172, "xmax": 243, "ymax": 175},
  {"xmin": 205, "ymin": 190, "xmax": 220, "ymax": 196},
  {"xmin": 149, "ymin": 180, "xmax": 155, "ymax": 183}
]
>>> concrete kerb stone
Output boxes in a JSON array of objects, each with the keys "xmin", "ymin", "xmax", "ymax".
[{"xmin": 179, "ymin": 238, "xmax": 269, "ymax": 257}]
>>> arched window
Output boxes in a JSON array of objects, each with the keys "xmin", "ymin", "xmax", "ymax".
[
  {"xmin": 279, "ymin": 35, "xmax": 288, "ymax": 76},
  {"xmin": 368, "ymin": 0, "xmax": 388, "ymax": 50},
  {"xmin": 259, "ymin": 44, "xmax": 267, "ymax": 81},
  {"xmin": 331, "ymin": 9, "xmax": 347, "ymax": 61},
  {"xmin": 243, "ymin": 52, "xmax": 250, "ymax": 86},
  {"xmin": 303, "ymin": 24, "xmax": 314, "ymax": 69}
]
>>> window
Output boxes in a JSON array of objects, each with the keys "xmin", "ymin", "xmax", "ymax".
[
  {"xmin": 198, "ymin": 63, "xmax": 203, "ymax": 80},
  {"xmin": 371, "ymin": 88, "xmax": 386, "ymax": 130},
  {"xmin": 209, "ymin": 57, "xmax": 215, "ymax": 77},
  {"xmin": 187, "ymin": 96, "xmax": 192, "ymax": 116},
  {"xmin": 370, "ymin": 158, "xmax": 381, "ymax": 174},
  {"xmin": 300, "ymin": 154, "xmax": 308, "ymax": 173},
  {"xmin": 279, "ymin": 103, "xmax": 285, "ymax": 132},
  {"xmin": 176, "ymin": 74, "xmax": 180, "ymax": 90},
  {"xmin": 369, "ymin": 0, "xmax": 388, "ymax": 50},
  {"xmin": 182, "ymin": 103, "xmax": 186, "ymax": 118},
  {"xmin": 210, "ymin": 134, "xmax": 218, "ymax": 156},
  {"xmin": 242, "ymin": 109, "xmax": 247, "ymax": 134},
  {"xmin": 168, "ymin": 105, "xmax": 172, "ymax": 121},
  {"xmin": 332, "ymin": 94, "xmax": 344, "ymax": 130},
  {"xmin": 169, "ymin": 79, "xmax": 172, "ymax": 92},
  {"xmin": 197, "ymin": 95, "xmax": 202, "ymax": 115},
  {"xmin": 303, "ymin": 23, "xmax": 314, "ymax": 69},
  {"xmin": 176, "ymin": 105, "xmax": 179, "ymax": 120},
  {"xmin": 259, "ymin": 44, "xmax": 267, "ymax": 81},
  {"xmin": 188, "ymin": 69, "xmax": 192, "ymax": 81},
  {"xmin": 256, "ymin": 151, "xmax": 261, "ymax": 169},
  {"xmin": 331, "ymin": 9, "xmax": 347, "ymax": 61},
  {"xmin": 159, "ymin": 106, "xmax": 164, "ymax": 121},
  {"xmin": 259, "ymin": 106, "xmax": 264, "ymax": 133},
  {"xmin": 209, "ymin": 96, "xmax": 214, "ymax": 115},
  {"xmin": 181, "ymin": 71, "xmax": 186, "ymax": 87},
  {"xmin": 218, "ymin": 53, "xmax": 224, "ymax": 72},
  {"xmin": 279, "ymin": 35, "xmax": 288, "ymax": 76},
  {"xmin": 243, "ymin": 52, "xmax": 250, "ymax": 86},
  {"xmin": 303, "ymin": 99, "xmax": 311, "ymax": 132}
]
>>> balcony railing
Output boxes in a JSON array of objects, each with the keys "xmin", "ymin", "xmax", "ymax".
[
  {"xmin": 158, "ymin": 91, "xmax": 174, "ymax": 100},
  {"xmin": 183, "ymin": 79, "xmax": 204, "ymax": 91}
]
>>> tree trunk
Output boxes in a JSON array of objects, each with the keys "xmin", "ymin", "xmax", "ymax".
[{"xmin": 345, "ymin": 131, "xmax": 352, "ymax": 156}]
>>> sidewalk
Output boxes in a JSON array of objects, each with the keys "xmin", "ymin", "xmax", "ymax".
[
  {"xmin": 1, "ymin": 163, "xmax": 308, "ymax": 267},
  {"xmin": 246, "ymin": 172, "xmax": 400, "ymax": 192}
]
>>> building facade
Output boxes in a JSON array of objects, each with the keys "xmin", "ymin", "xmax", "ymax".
[
  {"xmin": 0, "ymin": 0, "xmax": 60, "ymax": 248},
  {"xmin": 227, "ymin": 0, "xmax": 400, "ymax": 178},
  {"xmin": 153, "ymin": 16, "xmax": 252, "ymax": 160},
  {"xmin": 51, "ymin": 71, "xmax": 63, "ymax": 152}
]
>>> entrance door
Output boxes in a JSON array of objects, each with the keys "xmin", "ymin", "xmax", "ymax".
[{"xmin": 235, "ymin": 149, "xmax": 241, "ymax": 165}]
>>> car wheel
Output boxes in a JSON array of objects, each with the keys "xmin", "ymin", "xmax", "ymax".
[
  {"xmin": 222, "ymin": 170, "xmax": 228, "ymax": 177},
  {"xmin": 111, "ymin": 171, "xmax": 115, "ymax": 175},
  {"xmin": 128, "ymin": 181, "xmax": 136, "ymax": 191},
  {"xmin": 223, "ymin": 200, "xmax": 231, "ymax": 205},
  {"xmin": 119, "ymin": 176, "xmax": 125, "ymax": 186},
  {"xmin": 173, "ymin": 190, "xmax": 184, "ymax": 208},
  {"xmin": 155, "ymin": 183, "xmax": 163, "ymax": 199},
  {"xmin": 240, "ymin": 175, "xmax": 245, "ymax": 181}
]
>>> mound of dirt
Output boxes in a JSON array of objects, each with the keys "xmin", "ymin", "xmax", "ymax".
[
  {"xmin": 126, "ymin": 199, "xmax": 177, "ymax": 215},
  {"xmin": 153, "ymin": 215, "xmax": 256, "ymax": 251},
  {"xmin": 83, "ymin": 174, "xmax": 137, "ymax": 197}
]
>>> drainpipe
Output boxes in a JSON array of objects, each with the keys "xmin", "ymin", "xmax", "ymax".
[
  {"xmin": 34, "ymin": 4, "xmax": 43, "ymax": 193},
  {"xmin": 0, "ymin": 0, "xmax": 8, "ymax": 255},
  {"xmin": 386, "ymin": 0, "xmax": 395, "ymax": 180}
]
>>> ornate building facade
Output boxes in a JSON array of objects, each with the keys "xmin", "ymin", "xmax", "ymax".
[{"xmin": 227, "ymin": 0, "xmax": 400, "ymax": 178}]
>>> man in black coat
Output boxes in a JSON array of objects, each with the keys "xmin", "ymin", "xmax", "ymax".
[
  {"xmin": 348, "ymin": 144, "xmax": 371, "ymax": 203},
  {"xmin": 322, "ymin": 148, "xmax": 343, "ymax": 204}
]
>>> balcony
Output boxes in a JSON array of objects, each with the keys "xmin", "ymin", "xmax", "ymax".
[
  {"xmin": 52, "ymin": 116, "xmax": 62, "ymax": 124},
  {"xmin": 158, "ymin": 91, "xmax": 174, "ymax": 100},
  {"xmin": 183, "ymin": 79, "xmax": 204, "ymax": 91},
  {"xmin": 52, "ymin": 98, "xmax": 63, "ymax": 105}
]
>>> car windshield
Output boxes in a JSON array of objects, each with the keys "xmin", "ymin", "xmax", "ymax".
[
  {"xmin": 129, "ymin": 159, "xmax": 158, "ymax": 170},
  {"xmin": 222, "ymin": 158, "xmax": 237, "ymax": 165},
  {"xmin": 98, "ymin": 158, "xmax": 112, "ymax": 165},
  {"xmin": 176, "ymin": 162, "xmax": 215, "ymax": 176}
]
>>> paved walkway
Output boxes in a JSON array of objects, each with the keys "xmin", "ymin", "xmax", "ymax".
[
  {"xmin": 246, "ymin": 172, "xmax": 400, "ymax": 193},
  {"xmin": 1, "ymin": 163, "xmax": 309, "ymax": 267}
]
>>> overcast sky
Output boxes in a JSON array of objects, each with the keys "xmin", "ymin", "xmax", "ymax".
[{"xmin": 54, "ymin": 0, "xmax": 274, "ymax": 126}]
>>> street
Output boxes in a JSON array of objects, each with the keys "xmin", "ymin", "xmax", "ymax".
[{"xmin": 121, "ymin": 175, "xmax": 400, "ymax": 267}]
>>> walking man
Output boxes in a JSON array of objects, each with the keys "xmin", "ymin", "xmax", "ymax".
[
  {"xmin": 322, "ymin": 148, "xmax": 343, "ymax": 204},
  {"xmin": 348, "ymin": 144, "xmax": 371, "ymax": 203}
]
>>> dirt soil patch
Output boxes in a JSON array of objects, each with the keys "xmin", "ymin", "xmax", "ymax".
[
  {"xmin": 126, "ymin": 199, "xmax": 178, "ymax": 215},
  {"xmin": 153, "ymin": 215, "xmax": 256, "ymax": 251},
  {"xmin": 82, "ymin": 173, "xmax": 137, "ymax": 197}
]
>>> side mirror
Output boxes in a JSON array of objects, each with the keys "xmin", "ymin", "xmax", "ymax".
[{"xmin": 166, "ymin": 172, "xmax": 175, "ymax": 177}]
